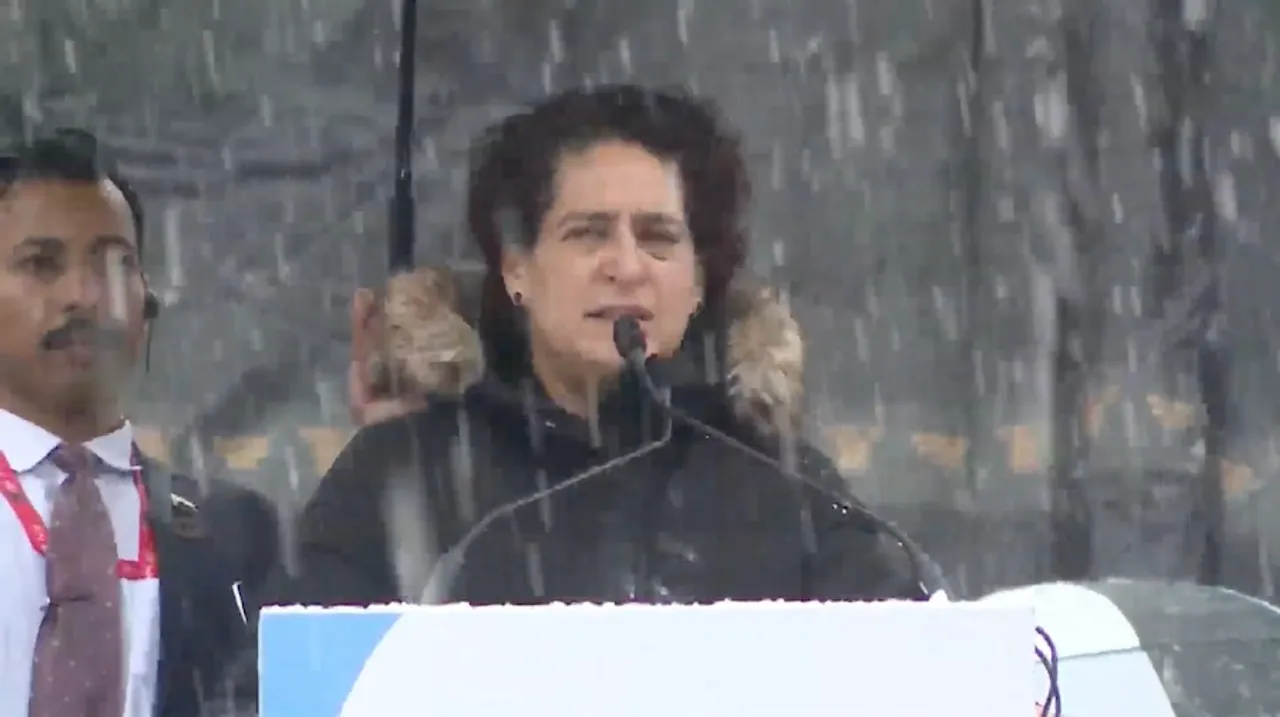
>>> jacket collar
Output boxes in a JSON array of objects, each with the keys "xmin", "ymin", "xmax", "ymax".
[
  {"xmin": 470, "ymin": 352, "xmax": 731, "ymax": 456},
  {"xmin": 366, "ymin": 267, "xmax": 806, "ymax": 438}
]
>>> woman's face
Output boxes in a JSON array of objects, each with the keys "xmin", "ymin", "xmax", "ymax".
[{"xmin": 502, "ymin": 140, "xmax": 702, "ymax": 377}]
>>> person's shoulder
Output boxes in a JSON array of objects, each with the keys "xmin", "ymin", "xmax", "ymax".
[
  {"xmin": 698, "ymin": 411, "xmax": 884, "ymax": 533},
  {"xmin": 685, "ymin": 394, "xmax": 863, "ymax": 508},
  {"xmin": 167, "ymin": 470, "xmax": 203, "ymax": 505},
  {"xmin": 334, "ymin": 399, "xmax": 466, "ymax": 471},
  {"xmin": 313, "ymin": 396, "xmax": 485, "ymax": 523},
  {"xmin": 135, "ymin": 465, "xmax": 246, "ymax": 658},
  {"xmin": 203, "ymin": 476, "xmax": 274, "ymax": 515},
  {"xmin": 134, "ymin": 456, "xmax": 208, "ymax": 536},
  {"xmin": 686, "ymin": 390, "xmax": 846, "ymax": 486}
]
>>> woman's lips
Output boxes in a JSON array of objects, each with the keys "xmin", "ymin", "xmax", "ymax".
[{"xmin": 585, "ymin": 306, "xmax": 654, "ymax": 321}]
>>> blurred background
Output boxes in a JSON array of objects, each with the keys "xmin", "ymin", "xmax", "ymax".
[{"xmin": 2, "ymin": 0, "xmax": 1278, "ymax": 598}]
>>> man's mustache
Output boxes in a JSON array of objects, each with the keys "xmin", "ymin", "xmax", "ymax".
[{"xmin": 40, "ymin": 317, "xmax": 127, "ymax": 352}]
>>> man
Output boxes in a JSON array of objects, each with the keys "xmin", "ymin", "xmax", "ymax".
[{"xmin": 0, "ymin": 129, "xmax": 242, "ymax": 717}]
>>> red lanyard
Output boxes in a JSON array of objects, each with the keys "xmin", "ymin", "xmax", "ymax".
[{"xmin": 0, "ymin": 446, "xmax": 158, "ymax": 580}]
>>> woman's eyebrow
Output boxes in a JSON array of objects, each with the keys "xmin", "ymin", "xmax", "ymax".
[
  {"xmin": 632, "ymin": 212, "xmax": 685, "ymax": 231},
  {"xmin": 555, "ymin": 211, "xmax": 617, "ymax": 228}
]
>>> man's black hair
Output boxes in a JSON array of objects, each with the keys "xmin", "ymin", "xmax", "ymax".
[{"xmin": 0, "ymin": 128, "xmax": 146, "ymax": 254}]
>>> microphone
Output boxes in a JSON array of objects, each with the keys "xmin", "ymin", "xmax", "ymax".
[
  {"xmin": 612, "ymin": 315, "xmax": 946, "ymax": 599},
  {"xmin": 415, "ymin": 392, "xmax": 674, "ymax": 603}
]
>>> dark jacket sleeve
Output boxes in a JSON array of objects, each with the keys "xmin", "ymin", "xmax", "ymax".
[
  {"xmin": 154, "ymin": 470, "xmax": 249, "ymax": 717},
  {"xmin": 202, "ymin": 479, "xmax": 282, "ymax": 606},
  {"xmin": 215, "ymin": 413, "xmax": 434, "ymax": 714},
  {"xmin": 262, "ymin": 416, "xmax": 422, "ymax": 608},
  {"xmin": 791, "ymin": 444, "xmax": 947, "ymax": 601}
]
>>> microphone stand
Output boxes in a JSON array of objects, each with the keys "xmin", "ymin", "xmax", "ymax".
[
  {"xmin": 611, "ymin": 316, "xmax": 947, "ymax": 599},
  {"xmin": 417, "ymin": 316, "xmax": 947, "ymax": 603},
  {"xmin": 417, "ymin": 417, "xmax": 674, "ymax": 603}
]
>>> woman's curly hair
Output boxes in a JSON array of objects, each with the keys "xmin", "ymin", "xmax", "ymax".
[{"xmin": 466, "ymin": 84, "xmax": 751, "ymax": 379}]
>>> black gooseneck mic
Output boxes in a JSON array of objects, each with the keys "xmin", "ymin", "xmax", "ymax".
[
  {"xmin": 415, "ymin": 391, "xmax": 675, "ymax": 603},
  {"xmin": 612, "ymin": 315, "xmax": 946, "ymax": 599}
]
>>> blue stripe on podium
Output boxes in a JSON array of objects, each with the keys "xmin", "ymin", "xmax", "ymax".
[{"xmin": 260, "ymin": 611, "xmax": 402, "ymax": 717}]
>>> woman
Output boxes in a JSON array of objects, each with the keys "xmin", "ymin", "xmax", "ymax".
[{"xmin": 276, "ymin": 84, "xmax": 937, "ymax": 607}]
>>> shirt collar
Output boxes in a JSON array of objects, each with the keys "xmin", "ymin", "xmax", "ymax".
[{"xmin": 0, "ymin": 409, "xmax": 135, "ymax": 473}]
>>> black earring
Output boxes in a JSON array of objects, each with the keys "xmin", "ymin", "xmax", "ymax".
[
  {"xmin": 142, "ymin": 291, "xmax": 161, "ymax": 320},
  {"xmin": 141, "ymin": 290, "xmax": 160, "ymax": 373},
  {"xmin": 512, "ymin": 291, "xmax": 523, "ymax": 306}
]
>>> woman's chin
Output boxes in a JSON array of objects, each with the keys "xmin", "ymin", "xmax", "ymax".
[{"xmin": 573, "ymin": 343, "xmax": 628, "ymax": 375}]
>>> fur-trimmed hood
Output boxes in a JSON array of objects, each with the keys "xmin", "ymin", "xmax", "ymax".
[{"xmin": 366, "ymin": 266, "xmax": 805, "ymax": 435}]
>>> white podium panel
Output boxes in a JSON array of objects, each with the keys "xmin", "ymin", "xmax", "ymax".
[{"xmin": 260, "ymin": 601, "xmax": 1035, "ymax": 717}]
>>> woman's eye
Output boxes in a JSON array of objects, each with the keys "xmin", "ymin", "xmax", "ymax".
[
  {"xmin": 641, "ymin": 232, "xmax": 682, "ymax": 255},
  {"xmin": 23, "ymin": 255, "xmax": 60, "ymax": 275},
  {"xmin": 566, "ymin": 226, "xmax": 608, "ymax": 240},
  {"xmin": 640, "ymin": 236, "xmax": 681, "ymax": 261}
]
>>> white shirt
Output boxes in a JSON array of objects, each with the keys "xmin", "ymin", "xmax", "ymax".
[{"xmin": 0, "ymin": 409, "xmax": 160, "ymax": 717}]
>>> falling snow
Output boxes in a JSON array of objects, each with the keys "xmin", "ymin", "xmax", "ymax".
[{"xmin": 4, "ymin": 0, "xmax": 1280, "ymax": 712}]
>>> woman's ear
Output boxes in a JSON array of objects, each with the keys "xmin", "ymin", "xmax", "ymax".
[
  {"xmin": 500, "ymin": 249, "xmax": 528, "ymax": 304},
  {"xmin": 348, "ymin": 288, "xmax": 381, "ymax": 423},
  {"xmin": 690, "ymin": 266, "xmax": 706, "ymax": 316}
]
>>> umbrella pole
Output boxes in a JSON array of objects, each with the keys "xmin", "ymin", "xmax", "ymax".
[{"xmin": 389, "ymin": 0, "xmax": 419, "ymax": 274}]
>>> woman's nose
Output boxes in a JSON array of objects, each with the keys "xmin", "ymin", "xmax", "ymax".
[{"xmin": 601, "ymin": 232, "xmax": 646, "ymax": 283}]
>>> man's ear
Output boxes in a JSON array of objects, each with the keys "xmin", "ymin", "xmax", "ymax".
[
  {"xmin": 691, "ymin": 265, "xmax": 706, "ymax": 314},
  {"xmin": 500, "ymin": 249, "xmax": 528, "ymax": 303},
  {"xmin": 348, "ymin": 288, "xmax": 380, "ymax": 424},
  {"xmin": 347, "ymin": 359, "xmax": 369, "ymax": 425},
  {"xmin": 350, "ymin": 287, "xmax": 379, "ymax": 363}
]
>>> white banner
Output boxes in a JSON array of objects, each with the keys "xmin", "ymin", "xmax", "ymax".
[{"xmin": 260, "ymin": 600, "xmax": 1035, "ymax": 717}]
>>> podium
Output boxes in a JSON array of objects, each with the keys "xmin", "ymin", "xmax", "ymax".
[{"xmin": 259, "ymin": 601, "xmax": 1036, "ymax": 717}]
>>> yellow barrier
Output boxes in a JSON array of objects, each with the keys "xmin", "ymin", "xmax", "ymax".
[
  {"xmin": 132, "ymin": 389, "xmax": 1260, "ymax": 499},
  {"xmin": 132, "ymin": 426, "xmax": 353, "ymax": 474}
]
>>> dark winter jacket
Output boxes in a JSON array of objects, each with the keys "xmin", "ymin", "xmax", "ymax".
[
  {"xmin": 218, "ymin": 273, "xmax": 937, "ymax": 709},
  {"xmin": 135, "ymin": 458, "xmax": 246, "ymax": 717},
  {"xmin": 272, "ymin": 274, "xmax": 930, "ymax": 606},
  {"xmin": 284, "ymin": 377, "xmax": 929, "ymax": 605},
  {"xmin": 202, "ymin": 478, "xmax": 281, "ymax": 611}
]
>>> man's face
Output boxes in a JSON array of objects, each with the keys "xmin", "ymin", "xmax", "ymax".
[{"xmin": 0, "ymin": 178, "xmax": 146, "ymax": 405}]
